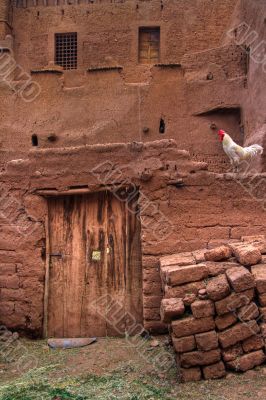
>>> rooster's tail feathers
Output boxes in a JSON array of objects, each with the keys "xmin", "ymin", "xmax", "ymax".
[{"xmin": 245, "ymin": 144, "xmax": 263, "ymax": 157}]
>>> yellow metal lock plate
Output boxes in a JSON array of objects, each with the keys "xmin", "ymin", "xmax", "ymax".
[{"xmin": 92, "ymin": 250, "xmax": 101, "ymax": 261}]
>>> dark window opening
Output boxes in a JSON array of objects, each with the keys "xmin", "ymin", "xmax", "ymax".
[
  {"xmin": 31, "ymin": 134, "xmax": 38, "ymax": 146},
  {"xmin": 55, "ymin": 32, "xmax": 77, "ymax": 70},
  {"xmin": 159, "ymin": 118, "xmax": 165, "ymax": 134},
  {"xmin": 139, "ymin": 27, "xmax": 160, "ymax": 64}
]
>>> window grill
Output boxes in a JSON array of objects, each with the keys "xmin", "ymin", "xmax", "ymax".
[{"xmin": 55, "ymin": 32, "xmax": 77, "ymax": 70}]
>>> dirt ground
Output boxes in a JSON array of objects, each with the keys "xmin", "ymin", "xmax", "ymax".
[{"xmin": 0, "ymin": 335, "xmax": 266, "ymax": 399}]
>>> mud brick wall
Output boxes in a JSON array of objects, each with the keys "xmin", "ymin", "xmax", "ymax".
[
  {"xmin": 2, "ymin": 0, "xmax": 260, "ymax": 177},
  {"xmin": 1, "ymin": 0, "xmax": 265, "ymax": 176},
  {"xmin": 182, "ymin": 44, "xmax": 247, "ymax": 80},
  {"xmin": 12, "ymin": 0, "xmax": 238, "ymax": 72},
  {"xmin": 0, "ymin": 139, "xmax": 265, "ymax": 336},
  {"xmin": 159, "ymin": 236, "xmax": 266, "ymax": 381}
]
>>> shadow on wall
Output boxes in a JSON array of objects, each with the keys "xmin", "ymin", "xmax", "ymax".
[{"xmin": 196, "ymin": 106, "xmax": 243, "ymax": 145}]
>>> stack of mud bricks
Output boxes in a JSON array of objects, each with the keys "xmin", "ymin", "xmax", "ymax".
[{"xmin": 160, "ymin": 235, "xmax": 266, "ymax": 382}]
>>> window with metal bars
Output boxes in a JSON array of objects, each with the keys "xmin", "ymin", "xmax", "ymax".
[
  {"xmin": 55, "ymin": 32, "xmax": 77, "ymax": 70},
  {"xmin": 139, "ymin": 27, "xmax": 160, "ymax": 64}
]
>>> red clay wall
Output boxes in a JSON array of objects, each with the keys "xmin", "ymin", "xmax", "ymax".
[
  {"xmin": 0, "ymin": 0, "xmax": 253, "ymax": 174},
  {"xmin": 0, "ymin": 140, "xmax": 265, "ymax": 336},
  {"xmin": 12, "ymin": 0, "xmax": 237, "ymax": 72},
  {"xmin": 1, "ymin": 0, "xmax": 265, "ymax": 173}
]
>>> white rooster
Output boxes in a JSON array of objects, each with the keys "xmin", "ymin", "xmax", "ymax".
[{"xmin": 218, "ymin": 129, "xmax": 263, "ymax": 172}]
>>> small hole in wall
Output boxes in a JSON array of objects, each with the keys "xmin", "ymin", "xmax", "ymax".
[
  {"xmin": 31, "ymin": 134, "xmax": 38, "ymax": 147},
  {"xmin": 61, "ymin": 9, "xmax": 64, "ymax": 16},
  {"xmin": 159, "ymin": 118, "xmax": 166, "ymax": 134},
  {"xmin": 37, "ymin": 11, "xmax": 40, "ymax": 17}
]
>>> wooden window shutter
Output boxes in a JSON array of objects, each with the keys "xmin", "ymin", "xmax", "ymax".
[{"xmin": 139, "ymin": 27, "xmax": 160, "ymax": 64}]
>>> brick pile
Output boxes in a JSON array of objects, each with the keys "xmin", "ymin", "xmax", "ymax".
[{"xmin": 159, "ymin": 235, "xmax": 266, "ymax": 382}]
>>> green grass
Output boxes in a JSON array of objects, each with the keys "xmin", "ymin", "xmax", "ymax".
[{"xmin": 0, "ymin": 373, "xmax": 173, "ymax": 400}]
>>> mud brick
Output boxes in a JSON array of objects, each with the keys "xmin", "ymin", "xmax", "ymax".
[
  {"xmin": 164, "ymin": 281, "xmax": 205, "ymax": 299},
  {"xmin": 160, "ymin": 267, "xmax": 171, "ymax": 285},
  {"xmin": 172, "ymin": 316, "xmax": 215, "ymax": 338},
  {"xmin": 242, "ymin": 235, "xmax": 265, "ymax": 242},
  {"xmin": 222, "ymin": 343, "xmax": 243, "ymax": 362},
  {"xmin": 165, "ymin": 264, "xmax": 208, "ymax": 287},
  {"xmin": 259, "ymin": 307, "xmax": 266, "ymax": 321},
  {"xmin": 0, "ymin": 276, "xmax": 19, "ymax": 289},
  {"xmin": 202, "ymin": 361, "xmax": 226, "ymax": 380},
  {"xmin": 215, "ymin": 289, "xmax": 254, "ymax": 316},
  {"xmin": 204, "ymin": 246, "xmax": 232, "ymax": 262},
  {"xmin": 160, "ymin": 253, "xmax": 195, "ymax": 283},
  {"xmin": 230, "ymin": 243, "xmax": 262, "ymax": 266},
  {"xmin": 260, "ymin": 323, "xmax": 266, "ymax": 338},
  {"xmin": 143, "ymin": 296, "xmax": 163, "ymax": 309},
  {"xmin": 237, "ymin": 302, "xmax": 259, "ymax": 322},
  {"xmin": 172, "ymin": 335, "xmax": 196, "ymax": 353},
  {"xmin": 207, "ymin": 240, "xmax": 231, "ymax": 249},
  {"xmin": 191, "ymin": 300, "xmax": 215, "ymax": 319},
  {"xmin": 144, "ymin": 308, "xmax": 161, "ymax": 321},
  {"xmin": 255, "ymin": 241, "xmax": 266, "ymax": 254},
  {"xmin": 262, "ymin": 255, "xmax": 266, "ymax": 264},
  {"xmin": 251, "ymin": 264, "xmax": 266, "ymax": 294},
  {"xmin": 215, "ymin": 312, "xmax": 238, "ymax": 331},
  {"xmin": 218, "ymin": 321, "xmax": 260, "ymax": 349},
  {"xmin": 226, "ymin": 266, "xmax": 254, "ymax": 293},
  {"xmin": 160, "ymin": 252, "xmax": 195, "ymax": 269},
  {"xmin": 195, "ymin": 330, "xmax": 218, "ymax": 351},
  {"xmin": 179, "ymin": 367, "xmax": 202, "ymax": 383},
  {"xmin": 142, "ymin": 256, "xmax": 159, "ymax": 270},
  {"xmin": 206, "ymin": 274, "xmax": 230, "ymax": 301},
  {"xmin": 206, "ymin": 261, "xmax": 239, "ymax": 277},
  {"xmin": 226, "ymin": 350, "xmax": 265, "ymax": 372},
  {"xmin": 143, "ymin": 268, "xmax": 161, "ymax": 283},
  {"xmin": 258, "ymin": 293, "xmax": 266, "ymax": 307},
  {"xmin": 183, "ymin": 293, "xmax": 197, "ymax": 306},
  {"xmin": 143, "ymin": 281, "xmax": 162, "ymax": 295},
  {"xmin": 160, "ymin": 298, "xmax": 185, "ymax": 323},
  {"xmin": 242, "ymin": 335, "xmax": 264, "ymax": 353},
  {"xmin": 0, "ymin": 263, "xmax": 17, "ymax": 275},
  {"xmin": 0, "ymin": 288, "xmax": 25, "ymax": 301},
  {"xmin": 192, "ymin": 249, "xmax": 206, "ymax": 263},
  {"xmin": 144, "ymin": 321, "xmax": 168, "ymax": 334},
  {"xmin": 241, "ymin": 236, "xmax": 266, "ymax": 254},
  {"xmin": 180, "ymin": 349, "xmax": 221, "ymax": 368}
]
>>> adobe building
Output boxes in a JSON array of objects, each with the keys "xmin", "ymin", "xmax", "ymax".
[{"xmin": 0, "ymin": 0, "xmax": 265, "ymax": 337}]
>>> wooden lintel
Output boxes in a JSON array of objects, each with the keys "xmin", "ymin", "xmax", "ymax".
[{"xmin": 36, "ymin": 188, "xmax": 91, "ymax": 196}]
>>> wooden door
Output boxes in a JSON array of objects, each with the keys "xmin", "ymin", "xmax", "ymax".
[
  {"xmin": 47, "ymin": 190, "xmax": 143, "ymax": 338},
  {"xmin": 139, "ymin": 27, "xmax": 160, "ymax": 64}
]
